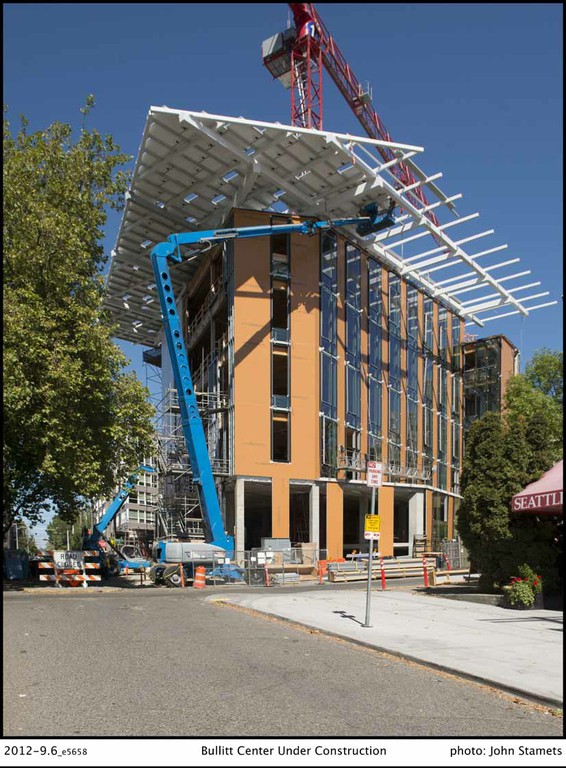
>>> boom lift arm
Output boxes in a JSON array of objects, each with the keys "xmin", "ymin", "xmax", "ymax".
[
  {"xmin": 149, "ymin": 202, "xmax": 396, "ymax": 554},
  {"xmin": 83, "ymin": 464, "xmax": 155, "ymax": 551}
]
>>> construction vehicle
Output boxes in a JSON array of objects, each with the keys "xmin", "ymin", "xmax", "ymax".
[
  {"xmin": 147, "ymin": 202, "xmax": 396, "ymax": 586},
  {"xmin": 82, "ymin": 465, "xmax": 155, "ymax": 576}
]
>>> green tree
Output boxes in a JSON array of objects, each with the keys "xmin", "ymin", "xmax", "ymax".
[
  {"xmin": 458, "ymin": 413, "xmax": 522, "ymax": 587},
  {"xmin": 524, "ymin": 348, "xmax": 563, "ymax": 405},
  {"xmin": 46, "ymin": 513, "xmax": 88, "ymax": 550},
  {"xmin": 458, "ymin": 367, "xmax": 562, "ymax": 589},
  {"xmin": 504, "ymin": 375, "xmax": 562, "ymax": 471},
  {"xmin": 3, "ymin": 100, "xmax": 155, "ymax": 537}
]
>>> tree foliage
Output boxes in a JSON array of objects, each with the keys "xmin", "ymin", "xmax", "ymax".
[
  {"xmin": 457, "ymin": 368, "xmax": 562, "ymax": 590},
  {"xmin": 3, "ymin": 100, "xmax": 155, "ymax": 536},
  {"xmin": 524, "ymin": 347, "xmax": 563, "ymax": 405},
  {"xmin": 46, "ymin": 512, "xmax": 89, "ymax": 551}
]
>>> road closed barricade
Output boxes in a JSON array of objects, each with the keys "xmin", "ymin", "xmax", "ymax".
[{"xmin": 38, "ymin": 551, "xmax": 101, "ymax": 588}]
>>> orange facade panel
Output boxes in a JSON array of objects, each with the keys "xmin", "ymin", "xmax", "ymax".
[
  {"xmin": 232, "ymin": 210, "xmax": 320, "ymax": 481},
  {"xmin": 229, "ymin": 208, "xmax": 463, "ymax": 554}
]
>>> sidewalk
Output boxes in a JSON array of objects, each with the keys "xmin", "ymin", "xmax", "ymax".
[{"xmin": 213, "ymin": 587, "xmax": 563, "ymax": 707}]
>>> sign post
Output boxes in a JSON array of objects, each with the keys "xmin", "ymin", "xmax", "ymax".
[{"xmin": 363, "ymin": 461, "xmax": 383, "ymax": 628}]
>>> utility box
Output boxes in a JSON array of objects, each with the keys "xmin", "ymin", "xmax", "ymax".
[
  {"xmin": 261, "ymin": 537, "xmax": 291, "ymax": 551},
  {"xmin": 3, "ymin": 550, "xmax": 30, "ymax": 581}
]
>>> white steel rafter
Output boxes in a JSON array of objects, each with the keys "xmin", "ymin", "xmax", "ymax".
[{"xmin": 105, "ymin": 108, "xmax": 556, "ymax": 343}]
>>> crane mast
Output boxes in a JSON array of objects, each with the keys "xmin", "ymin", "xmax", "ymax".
[{"xmin": 262, "ymin": 3, "xmax": 441, "ymax": 230}]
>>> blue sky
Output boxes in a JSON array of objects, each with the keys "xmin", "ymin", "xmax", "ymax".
[{"xmin": 4, "ymin": 3, "xmax": 563, "ymax": 541}]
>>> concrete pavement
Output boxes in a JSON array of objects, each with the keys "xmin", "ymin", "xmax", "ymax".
[{"xmin": 212, "ymin": 587, "xmax": 563, "ymax": 707}]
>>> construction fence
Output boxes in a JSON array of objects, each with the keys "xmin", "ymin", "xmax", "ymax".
[{"xmin": 201, "ymin": 546, "xmax": 329, "ymax": 587}]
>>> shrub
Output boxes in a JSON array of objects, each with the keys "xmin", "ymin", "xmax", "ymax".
[
  {"xmin": 515, "ymin": 564, "xmax": 543, "ymax": 594},
  {"xmin": 507, "ymin": 580, "xmax": 535, "ymax": 607}
]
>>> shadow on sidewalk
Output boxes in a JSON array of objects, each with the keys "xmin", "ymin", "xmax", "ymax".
[{"xmin": 332, "ymin": 609, "xmax": 365, "ymax": 626}]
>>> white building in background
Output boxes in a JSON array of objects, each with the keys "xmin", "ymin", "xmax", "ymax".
[{"xmin": 92, "ymin": 460, "xmax": 158, "ymax": 550}]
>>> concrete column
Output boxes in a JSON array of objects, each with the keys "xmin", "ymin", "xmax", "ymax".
[
  {"xmin": 272, "ymin": 476, "xmax": 290, "ymax": 538},
  {"xmin": 377, "ymin": 486, "xmax": 394, "ymax": 556},
  {"xmin": 358, "ymin": 494, "xmax": 369, "ymax": 551},
  {"xmin": 235, "ymin": 478, "xmax": 245, "ymax": 554},
  {"xmin": 425, "ymin": 489, "xmax": 434, "ymax": 547},
  {"xmin": 326, "ymin": 483, "xmax": 344, "ymax": 559},
  {"xmin": 309, "ymin": 484, "xmax": 320, "ymax": 548},
  {"xmin": 408, "ymin": 491, "xmax": 424, "ymax": 557}
]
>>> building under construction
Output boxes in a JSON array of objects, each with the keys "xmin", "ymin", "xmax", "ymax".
[{"xmin": 102, "ymin": 5, "xmax": 555, "ymax": 560}]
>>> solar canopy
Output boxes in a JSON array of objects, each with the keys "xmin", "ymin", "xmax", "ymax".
[{"xmin": 105, "ymin": 107, "xmax": 554, "ymax": 345}]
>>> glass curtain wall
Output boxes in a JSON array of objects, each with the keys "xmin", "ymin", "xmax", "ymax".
[
  {"xmin": 367, "ymin": 258, "xmax": 383, "ymax": 461},
  {"xmin": 451, "ymin": 315, "xmax": 462, "ymax": 492},
  {"xmin": 320, "ymin": 233, "xmax": 338, "ymax": 476},
  {"xmin": 437, "ymin": 308, "xmax": 449, "ymax": 489},
  {"xmin": 388, "ymin": 275, "xmax": 402, "ymax": 470},
  {"xmin": 422, "ymin": 297, "xmax": 434, "ymax": 482},
  {"xmin": 345, "ymin": 243, "xmax": 362, "ymax": 477},
  {"xmin": 406, "ymin": 285, "xmax": 419, "ymax": 476}
]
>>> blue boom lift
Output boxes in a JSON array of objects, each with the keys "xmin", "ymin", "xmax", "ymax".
[
  {"xmin": 148, "ymin": 201, "xmax": 396, "ymax": 586},
  {"xmin": 83, "ymin": 465, "xmax": 155, "ymax": 576}
]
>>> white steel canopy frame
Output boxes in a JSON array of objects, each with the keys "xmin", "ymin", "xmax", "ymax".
[{"xmin": 105, "ymin": 108, "xmax": 556, "ymax": 344}]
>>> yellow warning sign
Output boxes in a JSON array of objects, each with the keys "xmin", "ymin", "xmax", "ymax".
[{"xmin": 364, "ymin": 514, "xmax": 381, "ymax": 533}]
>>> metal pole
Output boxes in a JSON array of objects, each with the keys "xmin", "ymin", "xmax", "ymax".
[
  {"xmin": 66, "ymin": 529, "xmax": 70, "ymax": 550},
  {"xmin": 14, "ymin": 523, "xmax": 18, "ymax": 550},
  {"xmin": 363, "ymin": 486, "xmax": 377, "ymax": 628}
]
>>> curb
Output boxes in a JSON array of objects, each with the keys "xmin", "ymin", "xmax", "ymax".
[
  {"xmin": 4, "ymin": 587, "xmax": 125, "ymax": 595},
  {"xmin": 213, "ymin": 597, "xmax": 564, "ymax": 711}
]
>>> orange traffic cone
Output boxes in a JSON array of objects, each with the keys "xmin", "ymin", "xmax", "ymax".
[{"xmin": 193, "ymin": 566, "xmax": 206, "ymax": 589}]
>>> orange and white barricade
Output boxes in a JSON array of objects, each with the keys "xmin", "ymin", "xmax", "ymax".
[{"xmin": 39, "ymin": 550, "xmax": 101, "ymax": 588}]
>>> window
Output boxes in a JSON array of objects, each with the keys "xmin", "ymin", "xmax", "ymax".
[
  {"xmin": 424, "ymin": 406, "xmax": 433, "ymax": 448},
  {"xmin": 407, "ymin": 286, "xmax": 419, "ymax": 344},
  {"xmin": 452, "ymin": 418, "xmax": 461, "ymax": 460},
  {"xmin": 345, "ymin": 243, "xmax": 361, "ymax": 428},
  {"xmin": 320, "ymin": 415, "xmax": 338, "ymax": 476},
  {"xmin": 271, "ymin": 232, "xmax": 289, "ymax": 278},
  {"xmin": 368, "ymin": 374, "xmax": 382, "ymax": 436},
  {"xmin": 367, "ymin": 432, "xmax": 382, "ymax": 462},
  {"xmin": 390, "ymin": 334, "xmax": 401, "ymax": 383},
  {"xmin": 321, "ymin": 233, "xmax": 337, "ymax": 290},
  {"xmin": 368, "ymin": 259, "xmax": 383, "ymax": 447},
  {"xmin": 320, "ymin": 234, "xmax": 338, "ymax": 471},
  {"xmin": 389, "ymin": 274, "xmax": 401, "ymax": 332},
  {"xmin": 271, "ymin": 223, "xmax": 291, "ymax": 459},
  {"xmin": 452, "ymin": 372, "xmax": 461, "ymax": 414},
  {"xmin": 452, "ymin": 316, "xmax": 461, "ymax": 373},
  {"xmin": 424, "ymin": 298, "xmax": 434, "ymax": 353},
  {"xmin": 272, "ymin": 279, "xmax": 289, "ymax": 334},
  {"xmin": 438, "ymin": 307, "xmax": 448, "ymax": 363},
  {"xmin": 321, "ymin": 351, "xmax": 337, "ymax": 418},
  {"xmin": 272, "ymin": 411, "xmax": 290, "ymax": 462},
  {"xmin": 389, "ymin": 388, "xmax": 401, "ymax": 438},
  {"xmin": 272, "ymin": 347, "xmax": 289, "ymax": 409},
  {"xmin": 346, "ymin": 363, "xmax": 361, "ymax": 428},
  {"xmin": 407, "ymin": 398, "xmax": 419, "ymax": 471},
  {"xmin": 320, "ymin": 286, "xmax": 336, "ymax": 345},
  {"xmin": 439, "ymin": 368, "xmax": 447, "ymax": 414}
]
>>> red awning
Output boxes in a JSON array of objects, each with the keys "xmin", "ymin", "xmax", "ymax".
[{"xmin": 511, "ymin": 460, "xmax": 563, "ymax": 514}]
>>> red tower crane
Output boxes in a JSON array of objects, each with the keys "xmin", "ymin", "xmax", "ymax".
[{"xmin": 262, "ymin": 3, "xmax": 442, "ymax": 228}]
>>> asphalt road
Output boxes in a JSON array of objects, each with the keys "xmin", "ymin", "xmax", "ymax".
[{"xmin": 3, "ymin": 589, "xmax": 562, "ymax": 738}]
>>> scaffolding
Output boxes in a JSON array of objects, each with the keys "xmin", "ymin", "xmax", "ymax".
[{"xmin": 142, "ymin": 273, "xmax": 232, "ymax": 543}]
